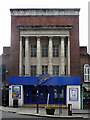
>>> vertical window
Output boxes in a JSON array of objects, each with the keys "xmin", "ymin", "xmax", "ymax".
[
  {"xmin": 31, "ymin": 45, "xmax": 37, "ymax": 57},
  {"xmin": 65, "ymin": 65, "xmax": 67, "ymax": 76},
  {"xmin": 31, "ymin": 65, "xmax": 36, "ymax": 76},
  {"xmin": 31, "ymin": 90, "xmax": 36, "ymax": 103},
  {"xmin": 39, "ymin": 90, "xmax": 44, "ymax": 103},
  {"xmin": 64, "ymin": 37, "xmax": 67, "ymax": 57},
  {"xmin": 42, "ymin": 45, "xmax": 48, "ymax": 57},
  {"xmin": 25, "ymin": 89, "xmax": 30, "ymax": 103},
  {"xmin": 84, "ymin": 64, "xmax": 90, "ymax": 82},
  {"xmin": 42, "ymin": 66, "xmax": 48, "ymax": 75},
  {"xmin": 59, "ymin": 89, "xmax": 64, "ymax": 103},
  {"xmin": 23, "ymin": 65, "xmax": 25, "ymax": 75},
  {"xmin": 53, "ymin": 65, "xmax": 59, "ymax": 76},
  {"xmin": 45, "ymin": 90, "xmax": 49, "ymax": 103},
  {"xmin": 54, "ymin": 89, "xmax": 58, "ymax": 103},
  {"xmin": 22, "ymin": 37, "xmax": 25, "ymax": 57},
  {"xmin": 53, "ymin": 45, "xmax": 59, "ymax": 57}
]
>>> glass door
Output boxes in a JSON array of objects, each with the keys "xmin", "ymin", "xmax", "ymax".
[{"xmin": 24, "ymin": 88, "xmax": 30, "ymax": 104}]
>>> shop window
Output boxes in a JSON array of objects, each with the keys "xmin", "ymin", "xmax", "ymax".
[
  {"xmin": 42, "ymin": 45, "xmax": 48, "ymax": 57},
  {"xmin": 31, "ymin": 65, "xmax": 36, "ymax": 76},
  {"xmin": 53, "ymin": 45, "xmax": 59, "ymax": 57},
  {"xmin": 53, "ymin": 65, "xmax": 59, "ymax": 76},
  {"xmin": 59, "ymin": 89, "xmax": 64, "ymax": 103},
  {"xmin": 45, "ymin": 90, "xmax": 49, "ymax": 102},
  {"xmin": 25, "ymin": 89, "xmax": 30, "ymax": 103},
  {"xmin": 54, "ymin": 89, "xmax": 58, "ymax": 103},
  {"xmin": 31, "ymin": 90, "xmax": 36, "ymax": 103},
  {"xmin": 31, "ymin": 45, "xmax": 37, "ymax": 57},
  {"xmin": 39, "ymin": 90, "xmax": 44, "ymax": 103},
  {"xmin": 42, "ymin": 66, "xmax": 48, "ymax": 75}
]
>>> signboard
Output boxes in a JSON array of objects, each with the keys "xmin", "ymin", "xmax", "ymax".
[
  {"xmin": 69, "ymin": 88, "xmax": 78, "ymax": 101},
  {"xmin": 12, "ymin": 86, "xmax": 21, "ymax": 99},
  {"xmin": 38, "ymin": 73, "xmax": 52, "ymax": 85}
]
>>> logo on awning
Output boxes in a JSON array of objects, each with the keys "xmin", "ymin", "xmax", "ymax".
[{"xmin": 38, "ymin": 73, "xmax": 52, "ymax": 85}]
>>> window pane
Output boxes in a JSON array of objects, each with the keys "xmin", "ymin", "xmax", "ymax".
[
  {"xmin": 31, "ymin": 66, "xmax": 36, "ymax": 76},
  {"xmin": 23, "ymin": 65, "xmax": 25, "ymax": 75},
  {"xmin": 31, "ymin": 45, "xmax": 37, "ymax": 57},
  {"xmin": 42, "ymin": 45, "xmax": 48, "ymax": 57},
  {"xmin": 46, "ymin": 90, "xmax": 49, "ymax": 103},
  {"xmin": 53, "ymin": 45, "xmax": 59, "ymax": 57},
  {"xmin": 53, "ymin": 65, "xmax": 59, "ymax": 76},
  {"xmin": 42, "ymin": 66, "xmax": 48, "ymax": 75},
  {"xmin": 25, "ymin": 89, "xmax": 30, "ymax": 103},
  {"xmin": 59, "ymin": 89, "xmax": 64, "ymax": 103},
  {"xmin": 39, "ymin": 90, "xmax": 44, "ymax": 103},
  {"xmin": 54, "ymin": 89, "xmax": 58, "ymax": 103},
  {"xmin": 31, "ymin": 90, "xmax": 36, "ymax": 103}
]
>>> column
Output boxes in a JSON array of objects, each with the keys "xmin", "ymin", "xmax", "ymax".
[
  {"xmin": 48, "ymin": 36, "xmax": 53, "ymax": 75},
  {"xmin": 25, "ymin": 36, "xmax": 30, "ymax": 76},
  {"xmin": 37, "ymin": 36, "xmax": 41, "ymax": 75},
  {"xmin": 19, "ymin": 36, "xmax": 23, "ymax": 76},
  {"xmin": 60, "ymin": 37, "xmax": 65, "ymax": 76},
  {"xmin": 68, "ymin": 37, "xmax": 70, "ymax": 76}
]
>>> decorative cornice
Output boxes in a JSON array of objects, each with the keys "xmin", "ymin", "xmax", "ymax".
[{"xmin": 10, "ymin": 8, "xmax": 80, "ymax": 16}]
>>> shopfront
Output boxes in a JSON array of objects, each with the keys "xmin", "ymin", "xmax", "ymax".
[
  {"xmin": 24, "ymin": 85, "xmax": 66, "ymax": 104},
  {"xmin": 9, "ymin": 75, "xmax": 81, "ymax": 109}
]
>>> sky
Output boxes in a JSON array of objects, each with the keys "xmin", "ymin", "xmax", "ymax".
[{"xmin": 0, "ymin": 0, "xmax": 89, "ymax": 55}]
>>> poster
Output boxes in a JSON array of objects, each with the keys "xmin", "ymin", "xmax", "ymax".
[
  {"xmin": 12, "ymin": 86, "xmax": 21, "ymax": 99},
  {"xmin": 69, "ymin": 88, "xmax": 78, "ymax": 101}
]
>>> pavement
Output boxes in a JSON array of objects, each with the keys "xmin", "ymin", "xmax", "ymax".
[{"xmin": 0, "ymin": 106, "xmax": 90, "ymax": 119}]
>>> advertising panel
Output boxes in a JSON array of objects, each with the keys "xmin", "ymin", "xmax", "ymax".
[
  {"xmin": 12, "ymin": 86, "xmax": 21, "ymax": 99},
  {"xmin": 69, "ymin": 88, "xmax": 78, "ymax": 101}
]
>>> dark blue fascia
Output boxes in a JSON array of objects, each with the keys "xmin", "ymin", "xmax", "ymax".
[{"xmin": 9, "ymin": 76, "xmax": 81, "ymax": 85}]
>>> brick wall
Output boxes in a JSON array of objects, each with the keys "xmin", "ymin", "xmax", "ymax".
[
  {"xmin": 80, "ymin": 47, "xmax": 90, "ymax": 83},
  {"xmin": 10, "ymin": 15, "xmax": 80, "ymax": 76}
]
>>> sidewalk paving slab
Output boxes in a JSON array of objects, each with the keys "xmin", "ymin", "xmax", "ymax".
[{"xmin": 0, "ymin": 106, "xmax": 90, "ymax": 119}]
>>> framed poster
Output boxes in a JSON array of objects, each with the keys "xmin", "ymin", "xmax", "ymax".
[
  {"xmin": 69, "ymin": 88, "xmax": 78, "ymax": 101},
  {"xmin": 12, "ymin": 86, "xmax": 21, "ymax": 99}
]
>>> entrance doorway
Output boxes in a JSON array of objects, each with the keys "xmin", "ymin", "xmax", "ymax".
[{"xmin": 24, "ymin": 86, "xmax": 66, "ymax": 104}]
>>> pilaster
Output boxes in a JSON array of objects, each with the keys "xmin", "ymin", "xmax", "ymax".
[{"xmin": 60, "ymin": 37, "xmax": 65, "ymax": 76}]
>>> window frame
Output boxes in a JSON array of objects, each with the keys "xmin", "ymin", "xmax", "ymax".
[
  {"xmin": 31, "ymin": 45, "xmax": 37, "ymax": 57},
  {"xmin": 53, "ymin": 45, "xmax": 59, "ymax": 57}
]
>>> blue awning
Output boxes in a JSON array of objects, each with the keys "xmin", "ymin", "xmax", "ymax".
[{"xmin": 9, "ymin": 76, "xmax": 81, "ymax": 85}]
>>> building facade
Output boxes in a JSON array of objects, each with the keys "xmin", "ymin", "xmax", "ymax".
[
  {"xmin": 80, "ymin": 46, "xmax": 90, "ymax": 109},
  {"xmin": 8, "ymin": 9, "xmax": 81, "ymax": 109}
]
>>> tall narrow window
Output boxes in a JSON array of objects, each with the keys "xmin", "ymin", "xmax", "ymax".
[
  {"xmin": 54, "ymin": 89, "xmax": 58, "ymax": 103},
  {"xmin": 39, "ymin": 90, "xmax": 44, "ymax": 103},
  {"xmin": 31, "ymin": 90, "xmax": 36, "ymax": 103},
  {"xmin": 64, "ymin": 37, "xmax": 67, "ymax": 57},
  {"xmin": 65, "ymin": 65, "xmax": 67, "ymax": 76},
  {"xmin": 31, "ymin": 45, "xmax": 37, "ymax": 57},
  {"xmin": 42, "ymin": 66, "xmax": 48, "ymax": 75},
  {"xmin": 42, "ymin": 45, "xmax": 48, "ymax": 57},
  {"xmin": 23, "ymin": 65, "xmax": 25, "ymax": 75},
  {"xmin": 53, "ymin": 45, "xmax": 59, "ymax": 57},
  {"xmin": 53, "ymin": 65, "xmax": 59, "ymax": 76},
  {"xmin": 22, "ymin": 37, "xmax": 25, "ymax": 57},
  {"xmin": 31, "ymin": 65, "xmax": 36, "ymax": 76}
]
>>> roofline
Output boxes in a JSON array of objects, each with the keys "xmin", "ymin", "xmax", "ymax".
[
  {"xmin": 10, "ymin": 8, "xmax": 80, "ymax": 16},
  {"xmin": 10, "ymin": 8, "xmax": 80, "ymax": 11}
]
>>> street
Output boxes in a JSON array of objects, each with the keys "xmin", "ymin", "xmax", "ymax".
[{"xmin": 0, "ymin": 110, "xmax": 89, "ymax": 120}]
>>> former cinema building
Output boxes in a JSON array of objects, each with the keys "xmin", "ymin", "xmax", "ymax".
[{"xmin": 7, "ymin": 9, "xmax": 82, "ymax": 109}]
